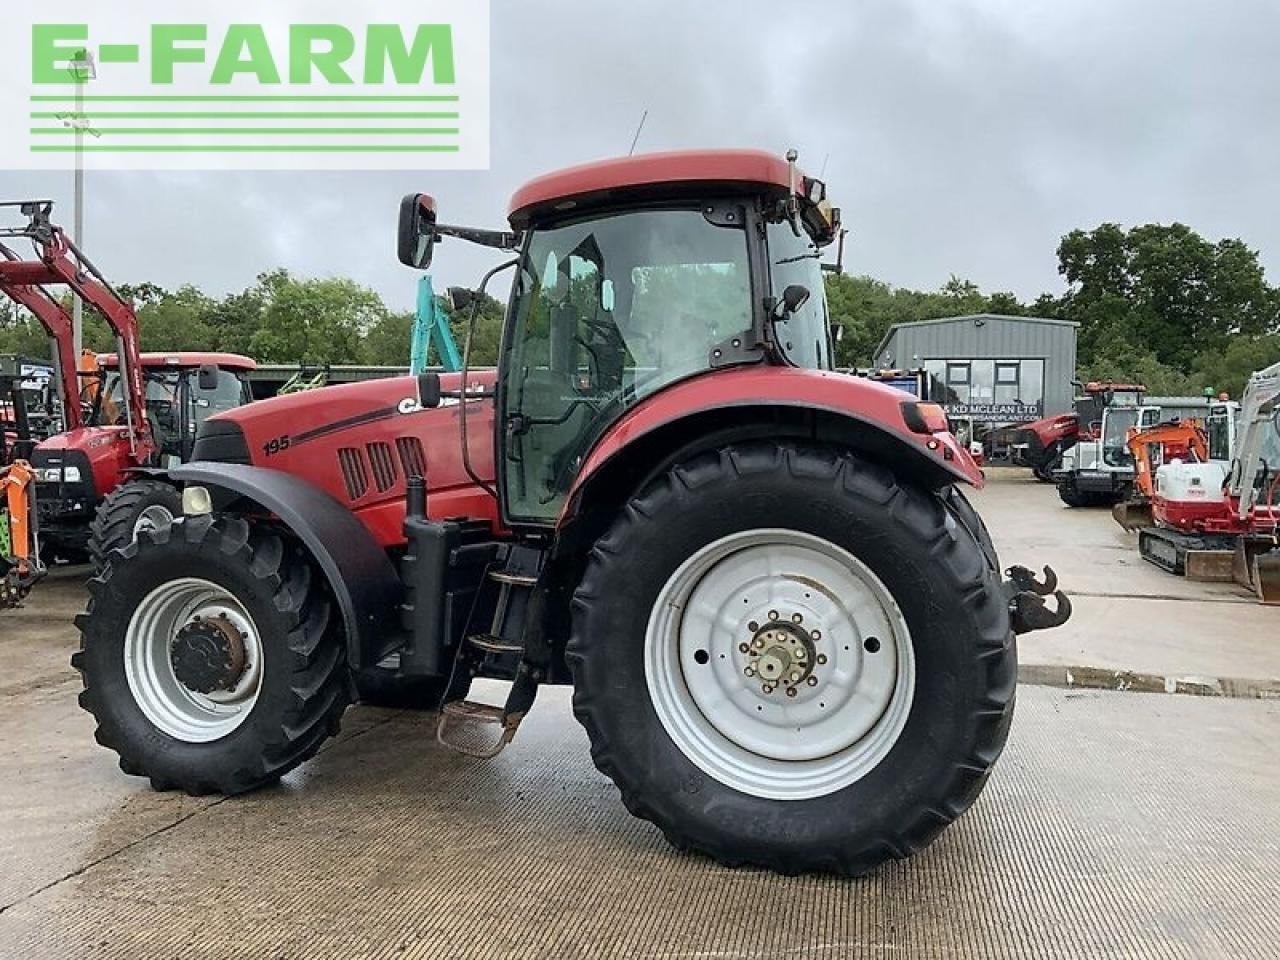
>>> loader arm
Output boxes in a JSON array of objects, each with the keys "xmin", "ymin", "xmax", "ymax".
[
  {"xmin": 0, "ymin": 201, "xmax": 152, "ymax": 462},
  {"xmin": 0, "ymin": 246, "xmax": 83, "ymax": 432}
]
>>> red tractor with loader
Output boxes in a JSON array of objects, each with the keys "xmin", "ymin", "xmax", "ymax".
[
  {"xmin": 74, "ymin": 150, "xmax": 1070, "ymax": 876},
  {"xmin": 0, "ymin": 201, "xmax": 256, "ymax": 566}
]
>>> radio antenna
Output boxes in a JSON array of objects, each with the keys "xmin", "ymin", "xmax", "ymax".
[{"xmin": 628, "ymin": 110, "xmax": 648, "ymax": 156}]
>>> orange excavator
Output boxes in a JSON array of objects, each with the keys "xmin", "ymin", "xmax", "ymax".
[
  {"xmin": 1113, "ymin": 419, "xmax": 1209, "ymax": 531},
  {"xmin": 1, "ymin": 458, "xmax": 42, "ymax": 608}
]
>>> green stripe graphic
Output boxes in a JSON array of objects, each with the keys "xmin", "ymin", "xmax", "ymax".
[
  {"xmin": 32, "ymin": 128, "xmax": 460, "ymax": 136},
  {"xmin": 30, "ymin": 95, "xmax": 459, "ymax": 103},
  {"xmin": 30, "ymin": 144, "xmax": 462, "ymax": 153},
  {"xmin": 31, "ymin": 111, "xmax": 459, "ymax": 119}
]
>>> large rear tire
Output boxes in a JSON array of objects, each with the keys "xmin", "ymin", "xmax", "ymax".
[
  {"xmin": 567, "ymin": 443, "xmax": 1015, "ymax": 876},
  {"xmin": 72, "ymin": 515, "xmax": 350, "ymax": 795},
  {"xmin": 88, "ymin": 479, "xmax": 183, "ymax": 570}
]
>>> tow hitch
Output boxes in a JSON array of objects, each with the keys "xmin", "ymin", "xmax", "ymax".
[{"xmin": 1004, "ymin": 564, "xmax": 1072, "ymax": 634}]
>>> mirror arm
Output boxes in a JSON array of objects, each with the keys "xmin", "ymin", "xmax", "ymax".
[{"xmin": 434, "ymin": 223, "xmax": 522, "ymax": 251}]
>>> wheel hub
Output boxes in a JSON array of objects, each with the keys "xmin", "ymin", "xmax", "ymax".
[
  {"xmin": 169, "ymin": 615, "xmax": 247, "ymax": 695},
  {"xmin": 745, "ymin": 619, "xmax": 816, "ymax": 695}
]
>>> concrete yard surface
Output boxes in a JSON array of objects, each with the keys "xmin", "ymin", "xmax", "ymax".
[
  {"xmin": 1, "ymin": 470, "xmax": 1278, "ymax": 958},
  {"xmin": 972, "ymin": 469, "xmax": 1279, "ymax": 684},
  {"xmin": 1, "ymin": 672, "xmax": 1278, "ymax": 959}
]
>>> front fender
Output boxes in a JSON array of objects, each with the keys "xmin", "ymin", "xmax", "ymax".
[
  {"xmin": 169, "ymin": 462, "xmax": 402, "ymax": 670},
  {"xmin": 561, "ymin": 367, "xmax": 981, "ymax": 525}
]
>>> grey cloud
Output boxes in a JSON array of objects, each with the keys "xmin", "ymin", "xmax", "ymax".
[{"xmin": 3, "ymin": 0, "xmax": 1277, "ymax": 313}]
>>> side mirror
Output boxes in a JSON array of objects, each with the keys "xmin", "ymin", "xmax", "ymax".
[
  {"xmin": 398, "ymin": 194, "xmax": 438, "ymax": 270},
  {"xmin": 774, "ymin": 283, "xmax": 811, "ymax": 319},
  {"xmin": 447, "ymin": 287, "xmax": 475, "ymax": 312},
  {"xmin": 196, "ymin": 364, "xmax": 219, "ymax": 391},
  {"xmin": 831, "ymin": 323, "xmax": 845, "ymax": 343}
]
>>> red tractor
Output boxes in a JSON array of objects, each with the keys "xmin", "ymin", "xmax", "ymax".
[
  {"xmin": 74, "ymin": 150, "xmax": 1070, "ymax": 875},
  {"xmin": 0, "ymin": 201, "xmax": 255, "ymax": 565}
]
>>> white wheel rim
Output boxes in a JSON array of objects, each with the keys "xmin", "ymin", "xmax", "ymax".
[
  {"xmin": 124, "ymin": 577, "xmax": 265, "ymax": 742},
  {"xmin": 132, "ymin": 504, "xmax": 174, "ymax": 539},
  {"xmin": 644, "ymin": 529, "xmax": 915, "ymax": 801}
]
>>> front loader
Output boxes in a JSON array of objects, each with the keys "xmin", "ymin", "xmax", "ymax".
[
  {"xmin": 0, "ymin": 202, "xmax": 256, "ymax": 565},
  {"xmin": 74, "ymin": 149, "xmax": 1071, "ymax": 876}
]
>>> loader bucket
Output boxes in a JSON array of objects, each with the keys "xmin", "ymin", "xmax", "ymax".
[{"xmin": 1112, "ymin": 499, "xmax": 1152, "ymax": 532}]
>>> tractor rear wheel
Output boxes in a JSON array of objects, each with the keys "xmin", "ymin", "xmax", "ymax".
[
  {"xmin": 567, "ymin": 442, "xmax": 1015, "ymax": 876},
  {"xmin": 72, "ymin": 516, "xmax": 350, "ymax": 795},
  {"xmin": 88, "ymin": 479, "xmax": 183, "ymax": 569}
]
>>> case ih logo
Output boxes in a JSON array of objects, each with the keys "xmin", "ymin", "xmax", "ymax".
[{"xmin": 0, "ymin": 0, "xmax": 490, "ymax": 171}]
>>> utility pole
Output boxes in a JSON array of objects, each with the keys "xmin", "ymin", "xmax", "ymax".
[{"xmin": 69, "ymin": 50, "xmax": 96, "ymax": 358}]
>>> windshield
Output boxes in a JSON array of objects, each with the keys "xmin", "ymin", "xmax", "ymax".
[
  {"xmin": 1207, "ymin": 410, "xmax": 1235, "ymax": 462},
  {"xmin": 501, "ymin": 205, "xmax": 752, "ymax": 522},
  {"xmin": 91, "ymin": 368, "xmax": 245, "ymax": 460},
  {"xmin": 1102, "ymin": 407, "xmax": 1138, "ymax": 467},
  {"xmin": 767, "ymin": 219, "xmax": 832, "ymax": 370}
]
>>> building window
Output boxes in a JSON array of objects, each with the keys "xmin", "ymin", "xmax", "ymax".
[
  {"xmin": 994, "ymin": 362, "xmax": 1020, "ymax": 403},
  {"xmin": 945, "ymin": 362, "xmax": 971, "ymax": 403}
]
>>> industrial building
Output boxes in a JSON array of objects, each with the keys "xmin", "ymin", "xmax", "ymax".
[{"xmin": 873, "ymin": 313, "xmax": 1079, "ymax": 430}]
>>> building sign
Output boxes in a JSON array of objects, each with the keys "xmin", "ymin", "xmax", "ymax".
[{"xmin": 943, "ymin": 401, "xmax": 1043, "ymax": 423}]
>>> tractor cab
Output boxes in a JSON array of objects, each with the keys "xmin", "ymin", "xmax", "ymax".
[
  {"xmin": 400, "ymin": 149, "xmax": 842, "ymax": 524},
  {"xmin": 86, "ymin": 353, "xmax": 255, "ymax": 465}
]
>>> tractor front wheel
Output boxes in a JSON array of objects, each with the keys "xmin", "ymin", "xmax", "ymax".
[
  {"xmin": 568, "ymin": 442, "xmax": 1015, "ymax": 876},
  {"xmin": 73, "ymin": 516, "xmax": 350, "ymax": 795},
  {"xmin": 88, "ymin": 479, "xmax": 183, "ymax": 569}
]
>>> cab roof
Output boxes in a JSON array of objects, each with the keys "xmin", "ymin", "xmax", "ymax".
[
  {"xmin": 507, "ymin": 149, "xmax": 800, "ymax": 228},
  {"xmin": 97, "ymin": 352, "xmax": 257, "ymax": 372}
]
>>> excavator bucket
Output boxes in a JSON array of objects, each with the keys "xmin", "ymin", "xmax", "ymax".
[
  {"xmin": 1112, "ymin": 498, "xmax": 1153, "ymax": 532},
  {"xmin": 1235, "ymin": 539, "xmax": 1280, "ymax": 605}
]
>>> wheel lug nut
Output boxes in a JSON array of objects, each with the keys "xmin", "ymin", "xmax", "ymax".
[
  {"xmin": 791, "ymin": 613, "xmax": 803, "ymax": 623},
  {"xmin": 744, "ymin": 667, "xmax": 756, "ymax": 677},
  {"xmin": 817, "ymin": 654, "xmax": 828, "ymax": 665},
  {"xmin": 762, "ymin": 683, "xmax": 774, "ymax": 695},
  {"xmin": 807, "ymin": 676, "xmax": 818, "ymax": 687},
  {"xmin": 748, "ymin": 621, "xmax": 759, "ymax": 632},
  {"xmin": 786, "ymin": 687, "xmax": 797, "ymax": 698},
  {"xmin": 768, "ymin": 610, "xmax": 779, "ymax": 621},
  {"xmin": 811, "ymin": 630, "xmax": 822, "ymax": 640},
  {"xmin": 738, "ymin": 642, "xmax": 750, "ymax": 653}
]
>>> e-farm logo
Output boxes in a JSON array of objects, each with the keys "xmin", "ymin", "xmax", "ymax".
[{"xmin": 0, "ymin": 0, "xmax": 490, "ymax": 171}]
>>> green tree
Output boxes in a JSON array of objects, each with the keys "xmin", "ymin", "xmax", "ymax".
[
  {"xmin": 362, "ymin": 310, "xmax": 413, "ymax": 366},
  {"xmin": 1057, "ymin": 222, "xmax": 1278, "ymax": 370},
  {"xmin": 247, "ymin": 270, "xmax": 385, "ymax": 364}
]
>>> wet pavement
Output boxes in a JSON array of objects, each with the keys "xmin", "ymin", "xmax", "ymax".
[{"xmin": 1, "ymin": 475, "xmax": 1278, "ymax": 958}]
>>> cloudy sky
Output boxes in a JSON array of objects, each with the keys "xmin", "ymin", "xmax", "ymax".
[{"xmin": 4, "ymin": 0, "xmax": 1277, "ymax": 313}]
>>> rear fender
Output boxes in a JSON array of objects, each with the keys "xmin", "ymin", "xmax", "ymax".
[
  {"xmin": 168, "ymin": 462, "xmax": 402, "ymax": 670},
  {"xmin": 560, "ymin": 368, "xmax": 981, "ymax": 533}
]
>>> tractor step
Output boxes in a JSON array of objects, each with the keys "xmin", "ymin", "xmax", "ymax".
[
  {"xmin": 467, "ymin": 633, "xmax": 523, "ymax": 655},
  {"xmin": 436, "ymin": 699, "xmax": 524, "ymax": 759},
  {"xmin": 489, "ymin": 569, "xmax": 538, "ymax": 587}
]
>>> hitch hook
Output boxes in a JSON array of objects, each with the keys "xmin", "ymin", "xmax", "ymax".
[{"xmin": 1006, "ymin": 564, "xmax": 1057, "ymax": 596}]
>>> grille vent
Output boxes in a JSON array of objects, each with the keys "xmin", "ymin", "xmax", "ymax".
[
  {"xmin": 396, "ymin": 436, "xmax": 427, "ymax": 480},
  {"xmin": 367, "ymin": 442, "xmax": 398, "ymax": 493},
  {"xmin": 337, "ymin": 448, "xmax": 369, "ymax": 500}
]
